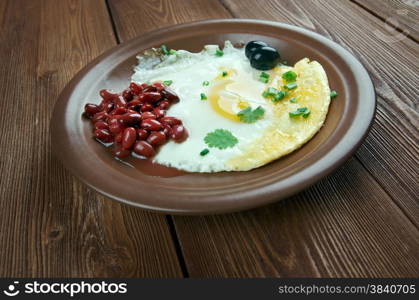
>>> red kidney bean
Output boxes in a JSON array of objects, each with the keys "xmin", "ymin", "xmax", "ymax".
[
  {"xmin": 142, "ymin": 92, "xmax": 161, "ymax": 103},
  {"xmin": 136, "ymin": 129, "xmax": 149, "ymax": 140},
  {"xmin": 160, "ymin": 116, "xmax": 182, "ymax": 126},
  {"xmin": 94, "ymin": 129, "xmax": 113, "ymax": 143},
  {"xmin": 133, "ymin": 141, "xmax": 155, "ymax": 158},
  {"xmin": 129, "ymin": 82, "xmax": 143, "ymax": 95},
  {"xmin": 119, "ymin": 112, "xmax": 142, "ymax": 126},
  {"xmin": 141, "ymin": 111, "xmax": 156, "ymax": 119},
  {"xmin": 162, "ymin": 124, "xmax": 172, "ymax": 137},
  {"xmin": 112, "ymin": 144, "xmax": 131, "ymax": 158},
  {"xmin": 110, "ymin": 107, "xmax": 127, "ymax": 115},
  {"xmin": 122, "ymin": 127, "xmax": 137, "ymax": 149},
  {"xmin": 147, "ymin": 131, "xmax": 166, "ymax": 146},
  {"xmin": 158, "ymin": 100, "xmax": 170, "ymax": 110},
  {"xmin": 114, "ymin": 95, "xmax": 127, "ymax": 107},
  {"xmin": 84, "ymin": 103, "xmax": 101, "ymax": 117},
  {"xmin": 94, "ymin": 121, "xmax": 108, "ymax": 130},
  {"xmin": 100, "ymin": 89, "xmax": 118, "ymax": 101},
  {"xmin": 152, "ymin": 82, "xmax": 165, "ymax": 92},
  {"xmin": 99, "ymin": 100, "xmax": 114, "ymax": 113},
  {"xmin": 114, "ymin": 132, "xmax": 123, "ymax": 143},
  {"xmin": 140, "ymin": 103, "xmax": 154, "ymax": 112},
  {"xmin": 161, "ymin": 88, "xmax": 179, "ymax": 103},
  {"xmin": 153, "ymin": 107, "xmax": 166, "ymax": 118},
  {"xmin": 141, "ymin": 119, "xmax": 162, "ymax": 131},
  {"xmin": 143, "ymin": 85, "xmax": 157, "ymax": 92},
  {"xmin": 122, "ymin": 89, "xmax": 133, "ymax": 101},
  {"xmin": 109, "ymin": 119, "xmax": 125, "ymax": 134},
  {"xmin": 92, "ymin": 111, "xmax": 108, "ymax": 123},
  {"xmin": 171, "ymin": 125, "xmax": 188, "ymax": 142},
  {"xmin": 127, "ymin": 99, "xmax": 141, "ymax": 108}
]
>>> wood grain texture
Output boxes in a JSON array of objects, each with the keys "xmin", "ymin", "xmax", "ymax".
[
  {"xmin": 108, "ymin": 0, "xmax": 231, "ymax": 39},
  {"xmin": 175, "ymin": 159, "xmax": 419, "ymax": 277},
  {"xmin": 352, "ymin": 0, "xmax": 419, "ymax": 41},
  {"xmin": 108, "ymin": 0, "xmax": 419, "ymax": 277},
  {"xmin": 0, "ymin": 0, "xmax": 182, "ymax": 277},
  {"xmin": 222, "ymin": 0, "xmax": 419, "ymax": 226}
]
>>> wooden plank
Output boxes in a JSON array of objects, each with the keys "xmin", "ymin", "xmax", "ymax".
[
  {"xmin": 175, "ymin": 159, "xmax": 419, "ymax": 277},
  {"xmin": 222, "ymin": 0, "xmax": 419, "ymax": 227},
  {"xmin": 109, "ymin": 0, "xmax": 231, "ymax": 39},
  {"xmin": 0, "ymin": 0, "xmax": 182, "ymax": 277},
  {"xmin": 352, "ymin": 0, "xmax": 419, "ymax": 41},
  {"xmin": 109, "ymin": 0, "xmax": 419, "ymax": 277}
]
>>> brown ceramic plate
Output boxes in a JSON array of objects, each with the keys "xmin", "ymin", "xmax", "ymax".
[{"xmin": 51, "ymin": 19, "xmax": 375, "ymax": 215}]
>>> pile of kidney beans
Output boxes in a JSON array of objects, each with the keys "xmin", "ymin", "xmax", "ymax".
[{"xmin": 83, "ymin": 82, "xmax": 188, "ymax": 159}]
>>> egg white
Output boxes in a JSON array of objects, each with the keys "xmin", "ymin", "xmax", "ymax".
[{"xmin": 132, "ymin": 41, "xmax": 331, "ymax": 172}]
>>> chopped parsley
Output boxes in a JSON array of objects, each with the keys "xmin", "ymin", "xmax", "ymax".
[
  {"xmin": 169, "ymin": 49, "xmax": 177, "ymax": 55},
  {"xmin": 330, "ymin": 90, "xmax": 338, "ymax": 99},
  {"xmin": 215, "ymin": 49, "xmax": 224, "ymax": 57},
  {"xmin": 262, "ymin": 87, "xmax": 287, "ymax": 103},
  {"xmin": 200, "ymin": 93, "xmax": 207, "ymax": 100},
  {"xmin": 259, "ymin": 72, "xmax": 270, "ymax": 83},
  {"xmin": 163, "ymin": 80, "xmax": 173, "ymax": 86},
  {"xmin": 289, "ymin": 97, "xmax": 297, "ymax": 103},
  {"xmin": 204, "ymin": 129, "xmax": 238, "ymax": 149},
  {"xmin": 284, "ymin": 82, "xmax": 298, "ymax": 90},
  {"xmin": 200, "ymin": 148, "xmax": 210, "ymax": 156},
  {"xmin": 289, "ymin": 107, "xmax": 311, "ymax": 118},
  {"xmin": 222, "ymin": 71, "xmax": 228, "ymax": 77},
  {"xmin": 160, "ymin": 45, "xmax": 169, "ymax": 55},
  {"xmin": 282, "ymin": 71, "xmax": 297, "ymax": 82},
  {"xmin": 237, "ymin": 106, "xmax": 265, "ymax": 123},
  {"xmin": 273, "ymin": 91, "xmax": 286, "ymax": 102},
  {"xmin": 203, "ymin": 81, "xmax": 210, "ymax": 86}
]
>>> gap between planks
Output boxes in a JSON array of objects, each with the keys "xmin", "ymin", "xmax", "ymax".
[
  {"xmin": 219, "ymin": 0, "xmax": 419, "ymax": 231},
  {"xmin": 103, "ymin": 0, "xmax": 190, "ymax": 278},
  {"xmin": 350, "ymin": 0, "xmax": 419, "ymax": 43},
  {"xmin": 104, "ymin": 0, "xmax": 419, "ymax": 274}
]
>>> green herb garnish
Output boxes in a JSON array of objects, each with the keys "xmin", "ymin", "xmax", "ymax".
[
  {"xmin": 330, "ymin": 90, "xmax": 338, "ymax": 99},
  {"xmin": 259, "ymin": 77, "xmax": 269, "ymax": 83},
  {"xmin": 169, "ymin": 49, "xmax": 176, "ymax": 55},
  {"xmin": 160, "ymin": 45, "xmax": 169, "ymax": 55},
  {"xmin": 163, "ymin": 80, "xmax": 173, "ymax": 86},
  {"xmin": 262, "ymin": 87, "xmax": 278, "ymax": 98},
  {"xmin": 215, "ymin": 49, "xmax": 224, "ymax": 57},
  {"xmin": 200, "ymin": 148, "xmax": 210, "ymax": 156},
  {"xmin": 200, "ymin": 93, "xmax": 207, "ymax": 100},
  {"xmin": 282, "ymin": 71, "xmax": 297, "ymax": 82},
  {"xmin": 273, "ymin": 91, "xmax": 286, "ymax": 102},
  {"xmin": 204, "ymin": 129, "xmax": 238, "ymax": 150},
  {"xmin": 284, "ymin": 82, "xmax": 298, "ymax": 90},
  {"xmin": 203, "ymin": 81, "xmax": 210, "ymax": 86},
  {"xmin": 222, "ymin": 71, "xmax": 228, "ymax": 77},
  {"xmin": 289, "ymin": 97, "xmax": 297, "ymax": 103},
  {"xmin": 289, "ymin": 107, "xmax": 310, "ymax": 118},
  {"xmin": 237, "ymin": 106, "xmax": 265, "ymax": 123}
]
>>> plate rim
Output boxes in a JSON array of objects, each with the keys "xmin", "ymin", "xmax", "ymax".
[{"xmin": 51, "ymin": 19, "xmax": 376, "ymax": 215}]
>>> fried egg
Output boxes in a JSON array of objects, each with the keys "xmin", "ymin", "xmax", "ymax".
[{"xmin": 132, "ymin": 41, "xmax": 331, "ymax": 172}]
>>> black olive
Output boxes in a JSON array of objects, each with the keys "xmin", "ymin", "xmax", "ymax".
[
  {"xmin": 245, "ymin": 41, "xmax": 268, "ymax": 59},
  {"xmin": 250, "ymin": 46, "xmax": 281, "ymax": 70}
]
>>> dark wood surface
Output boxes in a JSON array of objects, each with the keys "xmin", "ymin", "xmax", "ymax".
[{"xmin": 1, "ymin": 0, "xmax": 418, "ymax": 277}]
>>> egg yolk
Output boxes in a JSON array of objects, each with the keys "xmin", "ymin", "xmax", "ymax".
[{"xmin": 208, "ymin": 69, "xmax": 250, "ymax": 122}]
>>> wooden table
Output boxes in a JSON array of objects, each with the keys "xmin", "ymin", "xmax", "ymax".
[{"xmin": 1, "ymin": 0, "xmax": 418, "ymax": 277}]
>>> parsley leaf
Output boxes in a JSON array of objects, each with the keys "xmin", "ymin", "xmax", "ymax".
[
  {"xmin": 330, "ymin": 90, "xmax": 338, "ymax": 99},
  {"xmin": 282, "ymin": 71, "xmax": 297, "ymax": 82},
  {"xmin": 160, "ymin": 45, "xmax": 169, "ymax": 55},
  {"xmin": 215, "ymin": 49, "xmax": 224, "ymax": 57},
  {"xmin": 237, "ymin": 106, "xmax": 265, "ymax": 123},
  {"xmin": 163, "ymin": 80, "xmax": 173, "ymax": 86},
  {"xmin": 204, "ymin": 129, "xmax": 238, "ymax": 149}
]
